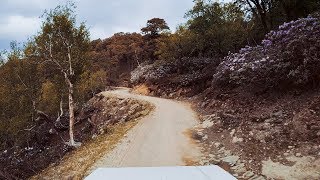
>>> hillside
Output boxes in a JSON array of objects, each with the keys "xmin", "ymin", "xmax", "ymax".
[
  {"xmin": 1, "ymin": 0, "xmax": 320, "ymax": 179},
  {"xmin": 130, "ymin": 13, "xmax": 320, "ymax": 179}
]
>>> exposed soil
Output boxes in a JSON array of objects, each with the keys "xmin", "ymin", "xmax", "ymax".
[
  {"xmin": 0, "ymin": 91, "xmax": 152, "ymax": 180},
  {"xmin": 193, "ymin": 87, "xmax": 320, "ymax": 179},
  {"xmin": 137, "ymin": 83, "xmax": 320, "ymax": 179}
]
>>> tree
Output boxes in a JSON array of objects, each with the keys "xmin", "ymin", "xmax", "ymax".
[
  {"xmin": 141, "ymin": 18, "xmax": 170, "ymax": 38},
  {"xmin": 33, "ymin": 3, "xmax": 90, "ymax": 146},
  {"xmin": 89, "ymin": 32, "xmax": 146, "ymax": 85},
  {"xmin": 236, "ymin": 0, "xmax": 320, "ymax": 33},
  {"xmin": 141, "ymin": 18, "xmax": 170, "ymax": 62},
  {"xmin": 183, "ymin": 1, "xmax": 248, "ymax": 57},
  {"xmin": 0, "ymin": 50, "xmax": 6, "ymax": 66}
]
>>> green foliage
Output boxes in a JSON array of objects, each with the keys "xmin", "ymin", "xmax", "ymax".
[
  {"xmin": 0, "ymin": 2, "xmax": 94, "ymax": 150},
  {"xmin": 157, "ymin": 1, "xmax": 248, "ymax": 59},
  {"xmin": 0, "ymin": 57, "xmax": 40, "ymax": 149},
  {"xmin": 39, "ymin": 81, "xmax": 60, "ymax": 115},
  {"xmin": 187, "ymin": 1, "xmax": 248, "ymax": 57},
  {"xmin": 76, "ymin": 69, "xmax": 107, "ymax": 102},
  {"xmin": 236, "ymin": 0, "xmax": 320, "ymax": 33},
  {"xmin": 156, "ymin": 26, "xmax": 196, "ymax": 60},
  {"xmin": 89, "ymin": 32, "xmax": 146, "ymax": 84},
  {"xmin": 141, "ymin": 18, "xmax": 170, "ymax": 37},
  {"xmin": 35, "ymin": 2, "xmax": 90, "ymax": 81}
]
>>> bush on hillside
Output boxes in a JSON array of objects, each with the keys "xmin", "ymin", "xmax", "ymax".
[
  {"xmin": 131, "ymin": 58, "xmax": 218, "ymax": 86},
  {"xmin": 212, "ymin": 14, "xmax": 320, "ymax": 89}
]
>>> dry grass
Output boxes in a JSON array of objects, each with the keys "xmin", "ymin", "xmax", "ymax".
[
  {"xmin": 182, "ymin": 129, "xmax": 201, "ymax": 166},
  {"xmin": 31, "ymin": 120, "xmax": 139, "ymax": 180},
  {"xmin": 132, "ymin": 84, "xmax": 150, "ymax": 95}
]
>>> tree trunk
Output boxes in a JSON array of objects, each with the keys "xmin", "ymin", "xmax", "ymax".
[
  {"xmin": 247, "ymin": 0, "xmax": 269, "ymax": 33},
  {"xmin": 68, "ymin": 81, "xmax": 75, "ymax": 146},
  {"xmin": 65, "ymin": 73, "xmax": 75, "ymax": 146}
]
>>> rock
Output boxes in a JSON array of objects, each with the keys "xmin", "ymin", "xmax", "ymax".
[
  {"xmin": 218, "ymin": 147, "xmax": 225, "ymax": 153},
  {"xmin": 202, "ymin": 135, "xmax": 208, "ymax": 140},
  {"xmin": 209, "ymin": 154, "xmax": 215, "ymax": 158},
  {"xmin": 317, "ymin": 131, "xmax": 320, "ymax": 136},
  {"xmin": 232, "ymin": 136, "xmax": 244, "ymax": 143},
  {"xmin": 201, "ymin": 160, "xmax": 210, "ymax": 165},
  {"xmin": 221, "ymin": 155, "xmax": 240, "ymax": 166},
  {"xmin": 283, "ymin": 152, "xmax": 290, "ymax": 156},
  {"xmin": 231, "ymin": 163, "xmax": 246, "ymax": 174},
  {"xmin": 78, "ymin": 158, "xmax": 85, "ymax": 163},
  {"xmin": 129, "ymin": 103, "xmax": 141, "ymax": 112},
  {"xmin": 230, "ymin": 129, "xmax": 236, "ymax": 136},
  {"xmin": 288, "ymin": 146, "xmax": 294, "ymax": 149},
  {"xmin": 224, "ymin": 150, "xmax": 232, "ymax": 156},
  {"xmin": 263, "ymin": 123, "xmax": 271, "ymax": 129},
  {"xmin": 251, "ymin": 176, "xmax": 266, "ymax": 180},
  {"xmin": 49, "ymin": 128, "xmax": 55, "ymax": 134},
  {"xmin": 295, "ymin": 153, "xmax": 302, "ymax": 157},
  {"xmin": 249, "ymin": 175, "xmax": 262, "ymax": 180},
  {"xmin": 310, "ymin": 125, "xmax": 320, "ymax": 130},
  {"xmin": 192, "ymin": 131, "xmax": 204, "ymax": 141},
  {"xmin": 92, "ymin": 134, "xmax": 97, "ymax": 139},
  {"xmin": 169, "ymin": 93, "xmax": 175, "ymax": 98},
  {"xmin": 197, "ymin": 131, "xmax": 204, "ymax": 137},
  {"xmin": 273, "ymin": 110, "xmax": 283, "ymax": 117},
  {"xmin": 242, "ymin": 171, "xmax": 255, "ymax": 178},
  {"xmin": 214, "ymin": 142, "xmax": 222, "ymax": 148},
  {"xmin": 265, "ymin": 118, "xmax": 275, "ymax": 123},
  {"xmin": 202, "ymin": 120, "xmax": 214, "ymax": 128},
  {"xmin": 202, "ymin": 114, "xmax": 218, "ymax": 121},
  {"xmin": 201, "ymin": 102, "xmax": 208, "ymax": 108},
  {"xmin": 209, "ymin": 158, "xmax": 221, "ymax": 165}
]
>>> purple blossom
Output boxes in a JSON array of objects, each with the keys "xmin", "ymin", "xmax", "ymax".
[
  {"xmin": 262, "ymin": 40, "xmax": 272, "ymax": 47},
  {"xmin": 213, "ymin": 15, "xmax": 320, "ymax": 88}
]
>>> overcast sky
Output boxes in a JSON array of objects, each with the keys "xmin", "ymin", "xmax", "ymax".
[{"xmin": 0, "ymin": 0, "xmax": 230, "ymax": 51}]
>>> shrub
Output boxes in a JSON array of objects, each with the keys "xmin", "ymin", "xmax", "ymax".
[
  {"xmin": 130, "ymin": 58, "xmax": 217, "ymax": 85},
  {"xmin": 213, "ymin": 14, "xmax": 320, "ymax": 89}
]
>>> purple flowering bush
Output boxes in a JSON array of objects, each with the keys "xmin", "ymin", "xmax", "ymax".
[
  {"xmin": 130, "ymin": 61, "xmax": 177, "ymax": 83},
  {"xmin": 213, "ymin": 15, "xmax": 320, "ymax": 89},
  {"xmin": 131, "ymin": 57, "xmax": 218, "ymax": 86}
]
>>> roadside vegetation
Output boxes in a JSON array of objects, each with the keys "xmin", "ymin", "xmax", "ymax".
[
  {"xmin": 0, "ymin": 0, "xmax": 320, "ymax": 179},
  {"xmin": 130, "ymin": 1, "xmax": 320, "ymax": 179}
]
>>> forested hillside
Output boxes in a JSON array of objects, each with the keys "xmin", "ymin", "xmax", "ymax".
[
  {"xmin": 0, "ymin": 0, "xmax": 320, "ymax": 179},
  {"xmin": 130, "ymin": 0, "xmax": 320, "ymax": 178}
]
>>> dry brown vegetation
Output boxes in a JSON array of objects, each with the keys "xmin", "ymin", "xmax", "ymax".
[{"xmin": 32, "ymin": 120, "xmax": 139, "ymax": 180}]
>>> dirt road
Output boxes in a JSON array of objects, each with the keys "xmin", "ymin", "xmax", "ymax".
[{"xmin": 90, "ymin": 88, "xmax": 201, "ymax": 169}]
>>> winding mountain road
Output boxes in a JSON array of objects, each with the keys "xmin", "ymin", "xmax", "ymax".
[{"xmin": 90, "ymin": 88, "xmax": 201, "ymax": 168}]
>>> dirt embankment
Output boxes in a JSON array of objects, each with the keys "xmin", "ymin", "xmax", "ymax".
[
  {"xmin": 137, "ymin": 84, "xmax": 320, "ymax": 180},
  {"xmin": 0, "ymin": 92, "xmax": 153, "ymax": 180},
  {"xmin": 194, "ymin": 88, "xmax": 320, "ymax": 179}
]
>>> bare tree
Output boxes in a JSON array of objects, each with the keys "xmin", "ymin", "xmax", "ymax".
[{"xmin": 33, "ymin": 3, "xmax": 89, "ymax": 146}]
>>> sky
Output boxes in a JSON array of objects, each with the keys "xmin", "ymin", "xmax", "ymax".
[{"xmin": 0, "ymin": 0, "xmax": 230, "ymax": 51}]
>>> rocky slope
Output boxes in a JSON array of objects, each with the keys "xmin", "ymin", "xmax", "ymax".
[{"xmin": 0, "ymin": 92, "xmax": 152, "ymax": 180}]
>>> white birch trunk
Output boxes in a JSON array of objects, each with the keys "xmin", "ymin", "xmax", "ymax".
[{"xmin": 65, "ymin": 73, "xmax": 75, "ymax": 146}]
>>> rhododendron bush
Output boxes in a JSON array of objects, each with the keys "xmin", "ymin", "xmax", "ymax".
[
  {"xmin": 213, "ymin": 14, "xmax": 320, "ymax": 89},
  {"xmin": 131, "ymin": 58, "xmax": 217, "ymax": 86}
]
